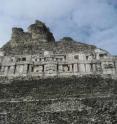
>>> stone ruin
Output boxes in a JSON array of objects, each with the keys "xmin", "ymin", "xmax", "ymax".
[{"xmin": 0, "ymin": 20, "xmax": 117, "ymax": 79}]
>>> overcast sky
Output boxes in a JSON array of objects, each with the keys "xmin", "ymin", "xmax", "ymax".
[{"xmin": 0, "ymin": 0, "xmax": 117, "ymax": 55}]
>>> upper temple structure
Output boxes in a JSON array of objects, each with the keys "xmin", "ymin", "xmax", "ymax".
[{"xmin": 0, "ymin": 20, "xmax": 117, "ymax": 79}]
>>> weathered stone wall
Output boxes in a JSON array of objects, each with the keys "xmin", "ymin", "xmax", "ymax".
[
  {"xmin": 0, "ymin": 49, "xmax": 116, "ymax": 78},
  {"xmin": 0, "ymin": 20, "xmax": 117, "ymax": 78},
  {"xmin": 2, "ymin": 20, "xmax": 96, "ymax": 55},
  {"xmin": 0, "ymin": 97, "xmax": 117, "ymax": 124},
  {"xmin": 0, "ymin": 76, "xmax": 117, "ymax": 123}
]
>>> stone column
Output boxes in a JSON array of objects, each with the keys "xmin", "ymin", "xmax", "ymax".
[
  {"xmin": 58, "ymin": 65, "xmax": 63, "ymax": 72},
  {"xmin": 79, "ymin": 64, "xmax": 86, "ymax": 73},
  {"xmin": 1, "ymin": 66, "xmax": 5, "ymax": 74},
  {"xmin": 79, "ymin": 64, "xmax": 81, "ymax": 72},
  {"xmin": 86, "ymin": 64, "xmax": 91, "ymax": 72},
  {"xmin": 92, "ymin": 64, "xmax": 96, "ymax": 72},
  {"xmin": 9, "ymin": 66, "xmax": 15, "ymax": 74},
  {"xmin": 69, "ymin": 64, "xmax": 73, "ymax": 72},
  {"xmin": 4, "ymin": 66, "xmax": 8, "ymax": 75},
  {"xmin": 16, "ymin": 65, "xmax": 20, "ymax": 74},
  {"xmin": 96, "ymin": 53, "xmax": 100, "ymax": 60},
  {"xmin": 73, "ymin": 64, "xmax": 78, "ymax": 73},
  {"xmin": 23, "ymin": 64, "xmax": 28, "ymax": 74}
]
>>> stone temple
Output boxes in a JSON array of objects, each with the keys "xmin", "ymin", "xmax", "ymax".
[{"xmin": 0, "ymin": 20, "xmax": 117, "ymax": 79}]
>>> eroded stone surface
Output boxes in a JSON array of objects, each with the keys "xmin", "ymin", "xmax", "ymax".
[
  {"xmin": 2, "ymin": 20, "xmax": 96, "ymax": 55},
  {"xmin": 0, "ymin": 20, "xmax": 117, "ymax": 79}
]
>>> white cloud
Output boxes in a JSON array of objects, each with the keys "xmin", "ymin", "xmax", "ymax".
[
  {"xmin": 89, "ymin": 26, "xmax": 117, "ymax": 55},
  {"xmin": 0, "ymin": 0, "xmax": 117, "ymax": 54},
  {"xmin": 0, "ymin": 0, "xmax": 77, "ymax": 19}
]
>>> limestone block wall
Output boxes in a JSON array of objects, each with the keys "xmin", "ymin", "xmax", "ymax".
[
  {"xmin": 66, "ymin": 53, "xmax": 90, "ymax": 61},
  {"xmin": 0, "ymin": 51, "xmax": 117, "ymax": 78}
]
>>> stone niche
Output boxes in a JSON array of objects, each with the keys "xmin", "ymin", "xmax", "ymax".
[
  {"xmin": 33, "ymin": 65, "xmax": 43, "ymax": 73},
  {"xmin": 63, "ymin": 65, "xmax": 70, "ymax": 72},
  {"xmin": 102, "ymin": 62, "xmax": 115, "ymax": 75},
  {"xmin": 44, "ymin": 63, "xmax": 57, "ymax": 75}
]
